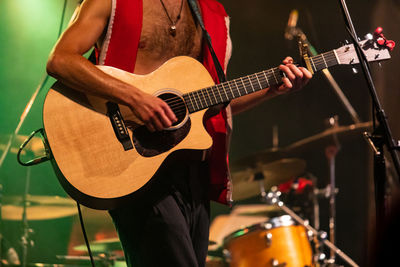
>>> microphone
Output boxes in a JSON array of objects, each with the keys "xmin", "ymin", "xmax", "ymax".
[{"xmin": 284, "ymin": 9, "xmax": 299, "ymax": 40}]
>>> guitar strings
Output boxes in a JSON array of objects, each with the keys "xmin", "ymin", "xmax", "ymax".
[{"xmin": 162, "ymin": 51, "xmax": 339, "ymax": 114}]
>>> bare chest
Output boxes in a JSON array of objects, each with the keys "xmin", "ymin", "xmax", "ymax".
[{"xmin": 134, "ymin": 0, "xmax": 203, "ymax": 74}]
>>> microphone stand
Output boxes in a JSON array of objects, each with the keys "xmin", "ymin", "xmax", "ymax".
[{"xmin": 336, "ymin": 0, "xmax": 400, "ymax": 237}]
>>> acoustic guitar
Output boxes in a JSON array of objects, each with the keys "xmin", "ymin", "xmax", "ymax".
[{"xmin": 43, "ymin": 37, "xmax": 391, "ymax": 209}]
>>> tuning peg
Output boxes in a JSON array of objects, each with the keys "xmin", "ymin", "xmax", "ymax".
[
  {"xmin": 386, "ymin": 40, "xmax": 395, "ymax": 51},
  {"xmin": 352, "ymin": 67, "xmax": 358, "ymax": 74},
  {"xmin": 374, "ymin": 27, "xmax": 383, "ymax": 37},
  {"xmin": 378, "ymin": 62, "xmax": 382, "ymax": 68},
  {"xmin": 344, "ymin": 39, "xmax": 350, "ymax": 45}
]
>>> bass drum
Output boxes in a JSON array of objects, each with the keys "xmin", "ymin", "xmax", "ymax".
[{"xmin": 223, "ymin": 215, "xmax": 312, "ymax": 267}]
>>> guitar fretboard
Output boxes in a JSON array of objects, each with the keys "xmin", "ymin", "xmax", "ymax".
[{"xmin": 183, "ymin": 50, "xmax": 338, "ymax": 113}]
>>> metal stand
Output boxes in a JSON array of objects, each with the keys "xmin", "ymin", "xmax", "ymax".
[
  {"xmin": 336, "ymin": 0, "xmax": 400, "ymax": 251},
  {"xmin": 265, "ymin": 188, "xmax": 359, "ymax": 267},
  {"xmin": 20, "ymin": 167, "xmax": 34, "ymax": 267},
  {"xmin": 324, "ymin": 117, "xmax": 341, "ymax": 261}
]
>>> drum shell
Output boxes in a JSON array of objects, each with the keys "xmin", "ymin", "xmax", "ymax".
[{"xmin": 223, "ymin": 216, "xmax": 312, "ymax": 267}]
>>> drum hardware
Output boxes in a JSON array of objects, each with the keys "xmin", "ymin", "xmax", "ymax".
[
  {"xmin": 230, "ymin": 158, "xmax": 306, "ymax": 200},
  {"xmin": 73, "ymin": 238, "xmax": 122, "ymax": 253},
  {"xmin": 57, "ymin": 253, "xmax": 123, "ymax": 267},
  {"xmin": 285, "ymin": 117, "xmax": 368, "ymax": 263},
  {"xmin": 20, "ymin": 167, "xmax": 34, "ymax": 267},
  {"xmin": 323, "ymin": 116, "xmax": 341, "ymax": 262},
  {"xmin": 270, "ymin": 259, "xmax": 286, "ymax": 267},
  {"xmin": 264, "ymin": 187, "xmax": 359, "ymax": 267},
  {"xmin": 264, "ymin": 232, "xmax": 272, "ymax": 247}
]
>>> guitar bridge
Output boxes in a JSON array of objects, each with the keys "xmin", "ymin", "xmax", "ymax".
[{"xmin": 106, "ymin": 102, "xmax": 134, "ymax": 151}]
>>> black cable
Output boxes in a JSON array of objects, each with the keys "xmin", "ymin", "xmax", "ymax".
[{"xmin": 77, "ymin": 202, "xmax": 96, "ymax": 267}]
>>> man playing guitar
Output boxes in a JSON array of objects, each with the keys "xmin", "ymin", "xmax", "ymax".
[{"xmin": 46, "ymin": 0, "xmax": 312, "ymax": 266}]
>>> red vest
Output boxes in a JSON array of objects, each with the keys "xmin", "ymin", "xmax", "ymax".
[{"xmin": 98, "ymin": 0, "xmax": 232, "ymax": 205}]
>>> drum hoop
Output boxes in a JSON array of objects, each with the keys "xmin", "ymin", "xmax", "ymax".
[{"xmin": 222, "ymin": 215, "xmax": 295, "ymax": 246}]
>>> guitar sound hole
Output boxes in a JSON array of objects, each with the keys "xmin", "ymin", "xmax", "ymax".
[
  {"xmin": 131, "ymin": 92, "xmax": 190, "ymax": 157},
  {"xmin": 158, "ymin": 93, "xmax": 187, "ymax": 126}
]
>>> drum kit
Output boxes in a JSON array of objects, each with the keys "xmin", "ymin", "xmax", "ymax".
[
  {"xmin": 0, "ymin": 120, "xmax": 371, "ymax": 267},
  {"xmin": 208, "ymin": 120, "xmax": 372, "ymax": 267}
]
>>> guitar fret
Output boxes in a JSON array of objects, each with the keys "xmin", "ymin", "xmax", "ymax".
[
  {"xmin": 206, "ymin": 87, "xmax": 215, "ymax": 105},
  {"xmin": 203, "ymin": 88, "xmax": 211, "ymax": 106},
  {"xmin": 220, "ymin": 83, "xmax": 230, "ymax": 102},
  {"xmin": 321, "ymin": 54, "xmax": 328, "ymax": 69},
  {"xmin": 240, "ymin": 78, "xmax": 247, "ymax": 94},
  {"xmin": 234, "ymin": 79, "xmax": 242, "ymax": 97},
  {"xmin": 310, "ymin": 57, "xmax": 317, "ymax": 72},
  {"xmin": 247, "ymin": 76, "xmax": 255, "ymax": 92},
  {"xmin": 200, "ymin": 89, "xmax": 208, "ymax": 106},
  {"xmin": 221, "ymin": 83, "xmax": 229, "ymax": 100},
  {"xmin": 333, "ymin": 49, "xmax": 341, "ymax": 64},
  {"xmin": 212, "ymin": 87, "xmax": 218, "ymax": 105},
  {"xmin": 255, "ymin": 73, "xmax": 263, "ymax": 89},
  {"xmin": 196, "ymin": 90, "xmax": 204, "ymax": 109},
  {"xmin": 262, "ymin": 71, "xmax": 270, "ymax": 87},
  {"xmin": 213, "ymin": 85, "xmax": 223, "ymax": 103},
  {"xmin": 210, "ymin": 87, "xmax": 218, "ymax": 104},
  {"xmin": 184, "ymin": 94, "xmax": 193, "ymax": 113},
  {"xmin": 271, "ymin": 69, "xmax": 279, "ymax": 84},
  {"xmin": 192, "ymin": 92, "xmax": 200, "ymax": 111}
]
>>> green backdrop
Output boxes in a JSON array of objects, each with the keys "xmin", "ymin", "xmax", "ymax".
[{"xmin": 1, "ymin": 0, "xmax": 399, "ymax": 266}]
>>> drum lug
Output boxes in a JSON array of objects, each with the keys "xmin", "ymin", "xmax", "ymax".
[
  {"xmin": 222, "ymin": 249, "xmax": 231, "ymax": 262},
  {"xmin": 271, "ymin": 258, "xmax": 287, "ymax": 267},
  {"xmin": 265, "ymin": 232, "xmax": 273, "ymax": 247}
]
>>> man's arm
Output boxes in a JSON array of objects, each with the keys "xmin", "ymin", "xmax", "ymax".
[
  {"xmin": 230, "ymin": 57, "xmax": 312, "ymax": 115},
  {"xmin": 46, "ymin": 0, "xmax": 176, "ymax": 132}
]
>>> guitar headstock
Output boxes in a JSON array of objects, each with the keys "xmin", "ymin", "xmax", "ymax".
[{"xmin": 335, "ymin": 27, "xmax": 394, "ymax": 65}]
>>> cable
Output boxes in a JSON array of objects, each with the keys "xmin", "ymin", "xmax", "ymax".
[
  {"xmin": 61, "ymin": 2, "xmax": 96, "ymax": 266},
  {"xmin": 77, "ymin": 202, "xmax": 96, "ymax": 267}
]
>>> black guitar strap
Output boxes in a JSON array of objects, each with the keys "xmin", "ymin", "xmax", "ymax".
[{"xmin": 187, "ymin": 0, "xmax": 227, "ymax": 83}]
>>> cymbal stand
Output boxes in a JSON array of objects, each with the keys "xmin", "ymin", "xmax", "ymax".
[
  {"xmin": 21, "ymin": 167, "xmax": 33, "ymax": 267},
  {"xmin": 264, "ymin": 188, "xmax": 359, "ymax": 267},
  {"xmin": 324, "ymin": 117, "xmax": 341, "ymax": 262}
]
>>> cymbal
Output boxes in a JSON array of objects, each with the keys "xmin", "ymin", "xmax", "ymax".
[
  {"xmin": 0, "ymin": 134, "xmax": 44, "ymax": 155},
  {"xmin": 2, "ymin": 195, "xmax": 77, "ymax": 220},
  {"xmin": 231, "ymin": 204, "xmax": 281, "ymax": 216},
  {"xmin": 74, "ymin": 237, "xmax": 122, "ymax": 252},
  {"xmin": 285, "ymin": 121, "xmax": 373, "ymax": 153},
  {"xmin": 230, "ymin": 148, "xmax": 282, "ymax": 172},
  {"xmin": 231, "ymin": 158, "xmax": 306, "ymax": 200}
]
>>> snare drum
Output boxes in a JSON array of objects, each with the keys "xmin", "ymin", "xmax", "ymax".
[{"xmin": 223, "ymin": 215, "xmax": 312, "ymax": 267}]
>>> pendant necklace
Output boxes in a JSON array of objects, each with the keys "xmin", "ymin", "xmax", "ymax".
[{"xmin": 159, "ymin": 0, "xmax": 184, "ymax": 37}]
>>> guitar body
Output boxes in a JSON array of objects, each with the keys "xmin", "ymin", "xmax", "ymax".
[{"xmin": 43, "ymin": 56, "xmax": 215, "ymax": 209}]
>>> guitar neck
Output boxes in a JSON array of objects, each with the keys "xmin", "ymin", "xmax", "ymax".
[{"xmin": 183, "ymin": 50, "xmax": 338, "ymax": 113}]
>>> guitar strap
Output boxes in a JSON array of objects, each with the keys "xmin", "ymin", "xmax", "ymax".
[{"xmin": 187, "ymin": 0, "xmax": 227, "ymax": 84}]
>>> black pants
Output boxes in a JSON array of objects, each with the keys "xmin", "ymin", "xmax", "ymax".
[{"xmin": 109, "ymin": 161, "xmax": 210, "ymax": 267}]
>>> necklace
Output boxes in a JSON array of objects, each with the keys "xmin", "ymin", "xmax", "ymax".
[{"xmin": 159, "ymin": 0, "xmax": 184, "ymax": 37}]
